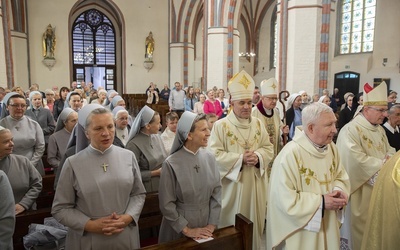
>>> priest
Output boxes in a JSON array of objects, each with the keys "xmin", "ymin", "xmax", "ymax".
[
  {"xmin": 267, "ymin": 102, "xmax": 350, "ymax": 249},
  {"xmin": 209, "ymin": 70, "xmax": 274, "ymax": 249}
]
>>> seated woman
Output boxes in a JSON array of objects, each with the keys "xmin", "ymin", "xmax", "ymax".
[
  {"xmin": 25, "ymin": 91, "xmax": 56, "ymax": 143},
  {"xmin": 158, "ymin": 112, "xmax": 221, "ymax": 243},
  {"xmin": 160, "ymin": 112, "xmax": 179, "ymax": 154},
  {"xmin": 53, "ymin": 87, "xmax": 70, "ymax": 121},
  {"xmin": 112, "ymin": 106, "xmax": 130, "ymax": 147},
  {"xmin": 91, "ymin": 89, "xmax": 107, "ymax": 105},
  {"xmin": 126, "ymin": 106, "xmax": 168, "ymax": 192},
  {"xmin": 47, "ymin": 108, "xmax": 78, "ymax": 173},
  {"xmin": 0, "ymin": 93, "xmax": 46, "ymax": 176},
  {"xmin": 0, "ymin": 127, "xmax": 42, "ymax": 215}
]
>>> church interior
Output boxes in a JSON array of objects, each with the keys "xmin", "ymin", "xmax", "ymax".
[{"xmin": 0, "ymin": 0, "xmax": 399, "ymax": 96}]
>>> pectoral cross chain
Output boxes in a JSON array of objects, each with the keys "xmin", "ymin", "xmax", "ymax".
[
  {"xmin": 194, "ymin": 165, "xmax": 200, "ymax": 173},
  {"xmin": 101, "ymin": 163, "xmax": 108, "ymax": 172}
]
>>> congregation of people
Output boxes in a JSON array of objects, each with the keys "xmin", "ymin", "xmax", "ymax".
[{"xmin": 1, "ymin": 72, "xmax": 400, "ymax": 250}]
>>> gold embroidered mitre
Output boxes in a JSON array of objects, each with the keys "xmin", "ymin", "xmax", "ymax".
[
  {"xmin": 228, "ymin": 70, "xmax": 255, "ymax": 101},
  {"xmin": 260, "ymin": 78, "xmax": 278, "ymax": 96},
  {"xmin": 363, "ymin": 81, "xmax": 388, "ymax": 106}
]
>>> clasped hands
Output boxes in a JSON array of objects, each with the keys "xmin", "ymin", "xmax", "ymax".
[
  {"xmin": 182, "ymin": 224, "xmax": 215, "ymax": 240},
  {"xmin": 243, "ymin": 150, "xmax": 259, "ymax": 166},
  {"xmin": 323, "ymin": 190, "xmax": 348, "ymax": 211},
  {"xmin": 85, "ymin": 212, "xmax": 133, "ymax": 236}
]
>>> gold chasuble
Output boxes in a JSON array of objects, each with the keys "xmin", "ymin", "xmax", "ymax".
[
  {"xmin": 267, "ymin": 130, "xmax": 350, "ymax": 250},
  {"xmin": 336, "ymin": 114, "xmax": 395, "ymax": 250},
  {"xmin": 361, "ymin": 151, "xmax": 400, "ymax": 250},
  {"xmin": 209, "ymin": 111, "xmax": 274, "ymax": 250}
]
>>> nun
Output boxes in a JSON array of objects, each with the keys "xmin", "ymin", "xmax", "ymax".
[
  {"xmin": 52, "ymin": 106, "xmax": 145, "ymax": 249},
  {"xmin": 285, "ymin": 93, "xmax": 302, "ymax": 141},
  {"xmin": 112, "ymin": 106, "xmax": 130, "ymax": 147},
  {"xmin": 126, "ymin": 105, "xmax": 167, "ymax": 192},
  {"xmin": 0, "ymin": 126, "xmax": 42, "ymax": 215},
  {"xmin": 25, "ymin": 91, "xmax": 56, "ymax": 143},
  {"xmin": 47, "ymin": 108, "xmax": 78, "ymax": 172},
  {"xmin": 0, "ymin": 93, "xmax": 46, "ymax": 176},
  {"xmin": 109, "ymin": 95, "xmax": 126, "ymax": 111},
  {"xmin": 158, "ymin": 112, "xmax": 221, "ymax": 243}
]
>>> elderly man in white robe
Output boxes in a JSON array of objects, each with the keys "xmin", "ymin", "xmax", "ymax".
[
  {"xmin": 209, "ymin": 70, "xmax": 274, "ymax": 249},
  {"xmin": 267, "ymin": 102, "xmax": 350, "ymax": 249},
  {"xmin": 252, "ymin": 78, "xmax": 289, "ymax": 164},
  {"xmin": 336, "ymin": 81, "xmax": 396, "ymax": 250},
  {"xmin": 52, "ymin": 107, "xmax": 146, "ymax": 249}
]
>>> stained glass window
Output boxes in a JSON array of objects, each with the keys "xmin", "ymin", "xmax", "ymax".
[
  {"xmin": 72, "ymin": 9, "xmax": 115, "ymax": 65},
  {"xmin": 339, "ymin": 0, "xmax": 376, "ymax": 54},
  {"xmin": 270, "ymin": 7, "xmax": 277, "ymax": 69}
]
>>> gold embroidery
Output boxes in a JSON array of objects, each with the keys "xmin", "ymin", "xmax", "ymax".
[
  {"xmin": 356, "ymin": 126, "xmax": 386, "ymax": 154},
  {"xmin": 238, "ymin": 75, "xmax": 251, "ymax": 89}
]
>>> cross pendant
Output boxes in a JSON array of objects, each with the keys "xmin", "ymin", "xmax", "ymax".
[
  {"xmin": 194, "ymin": 165, "xmax": 200, "ymax": 173},
  {"xmin": 101, "ymin": 163, "xmax": 108, "ymax": 172},
  {"xmin": 122, "ymin": 135, "xmax": 125, "ymax": 139},
  {"xmin": 244, "ymin": 141, "xmax": 250, "ymax": 150}
]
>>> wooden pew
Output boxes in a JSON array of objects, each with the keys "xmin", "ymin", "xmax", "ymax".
[
  {"xmin": 140, "ymin": 214, "xmax": 253, "ymax": 250},
  {"xmin": 36, "ymin": 174, "xmax": 55, "ymax": 209},
  {"xmin": 13, "ymin": 207, "xmax": 52, "ymax": 250}
]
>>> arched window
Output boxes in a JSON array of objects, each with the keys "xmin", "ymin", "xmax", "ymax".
[
  {"xmin": 72, "ymin": 9, "xmax": 116, "ymax": 90},
  {"xmin": 339, "ymin": 0, "xmax": 376, "ymax": 54}
]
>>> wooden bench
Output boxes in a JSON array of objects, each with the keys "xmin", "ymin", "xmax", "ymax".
[
  {"xmin": 36, "ymin": 174, "xmax": 55, "ymax": 209},
  {"xmin": 140, "ymin": 214, "xmax": 253, "ymax": 250},
  {"xmin": 13, "ymin": 207, "xmax": 52, "ymax": 250}
]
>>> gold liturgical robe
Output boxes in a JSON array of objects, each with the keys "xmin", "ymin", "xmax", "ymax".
[
  {"xmin": 209, "ymin": 111, "xmax": 274, "ymax": 250},
  {"xmin": 361, "ymin": 151, "xmax": 400, "ymax": 250},
  {"xmin": 267, "ymin": 130, "xmax": 350, "ymax": 250},
  {"xmin": 336, "ymin": 114, "xmax": 395, "ymax": 250},
  {"xmin": 252, "ymin": 106, "xmax": 283, "ymax": 157}
]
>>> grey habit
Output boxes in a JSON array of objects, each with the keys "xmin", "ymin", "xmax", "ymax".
[
  {"xmin": 158, "ymin": 111, "xmax": 222, "ymax": 243},
  {"xmin": 52, "ymin": 105, "xmax": 146, "ymax": 249},
  {"xmin": 126, "ymin": 105, "xmax": 167, "ymax": 192},
  {"xmin": 0, "ymin": 170, "xmax": 15, "ymax": 250}
]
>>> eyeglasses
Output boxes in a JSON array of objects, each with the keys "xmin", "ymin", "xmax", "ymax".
[
  {"xmin": 9, "ymin": 104, "xmax": 27, "ymax": 108},
  {"xmin": 265, "ymin": 97, "xmax": 278, "ymax": 101},
  {"xmin": 368, "ymin": 107, "xmax": 388, "ymax": 113}
]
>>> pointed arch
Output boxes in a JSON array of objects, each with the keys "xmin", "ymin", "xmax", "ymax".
[{"xmin": 69, "ymin": 0, "xmax": 125, "ymax": 92}]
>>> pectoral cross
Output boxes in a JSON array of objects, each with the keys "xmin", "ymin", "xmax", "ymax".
[
  {"xmin": 101, "ymin": 163, "xmax": 108, "ymax": 172},
  {"xmin": 194, "ymin": 165, "xmax": 200, "ymax": 173},
  {"xmin": 122, "ymin": 135, "xmax": 125, "ymax": 139}
]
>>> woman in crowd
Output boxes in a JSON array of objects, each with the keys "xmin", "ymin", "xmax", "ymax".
[
  {"xmin": 112, "ymin": 106, "xmax": 130, "ymax": 147},
  {"xmin": 52, "ymin": 107, "xmax": 145, "ymax": 249},
  {"xmin": 110, "ymin": 95, "xmax": 126, "ymax": 111},
  {"xmin": 160, "ymin": 112, "xmax": 179, "ymax": 154},
  {"xmin": 338, "ymin": 92, "xmax": 355, "ymax": 130},
  {"xmin": 0, "ymin": 127, "xmax": 42, "ymax": 215},
  {"xmin": 53, "ymin": 87, "xmax": 70, "ymax": 121},
  {"xmin": 203, "ymin": 89, "xmax": 223, "ymax": 118},
  {"xmin": 64, "ymin": 92, "xmax": 83, "ymax": 112},
  {"xmin": 158, "ymin": 112, "xmax": 221, "ymax": 243},
  {"xmin": 126, "ymin": 106, "xmax": 167, "ymax": 192},
  {"xmin": 47, "ymin": 108, "xmax": 78, "ymax": 173},
  {"xmin": 25, "ymin": 91, "xmax": 56, "ymax": 143},
  {"xmin": 0, "ymin": 170, "xmax": 15, "ymax": 249},
  {"xmin": 184, "ymin": 86, "xmax": 198, "ymax": 112},
  {"xmin": 0, "ymin": 93, "xmax": 45, "ymax": 175},
  {"xmin": 318, "ymin": 95, "xmax": 332, "ymax": 106},
  {"xmin": 44, "ymin": 89, "xmax": 55, "ymax": 113},
  {"xmin": 92, "ymin": 89, "xmax": 107, "ymax": 105},
  {"xmin": 217, "ymin": 89, "xmax": 229, "ymax": 118},
  {"xmin": 194, "ymin": 94, "xmax": 206, "ymax": 114},
  {"xmin": 146, "ymin": 85, "xmax": 159, "ymax": 104},
  {"xmin": 286, "ymin": 93, "xmax": 302, "ymax": 141}
]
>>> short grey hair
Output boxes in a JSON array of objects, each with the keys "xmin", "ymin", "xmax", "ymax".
[
  {"xmin": 388, "ymin": 104, "xmax": 400, "ymax": 115},
  {"xmin": 302, "ymin": 102, "xmax": 333, "ymax": 132},
  {"xmin": 85, "ymin": 108, "xmax": 112, "ymax": 130}
]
